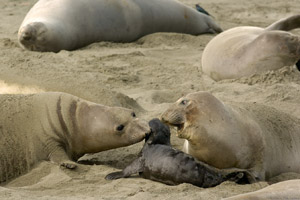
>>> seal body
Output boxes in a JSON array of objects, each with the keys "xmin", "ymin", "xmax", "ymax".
[
  {"xmin": 202, "ymin": 15, "xmax": 300, "ymax": 81},
  {"xmin": 105, "ymin": 118, "xmax": 255, "ymax": 187},
  {"xmin": 0, "ymin": 92, "xmax": 150, "ymax": 183},
  {"xmin": 18, "ymin": 0, "xmax": 222, "ymax": 52},
  {"xmin": 223, "ymin": 179, "xmax": 300, "ymax": 200},
  {"xmin": 161, "ymin": 91, "xmax": 300, "ymax": 181}
]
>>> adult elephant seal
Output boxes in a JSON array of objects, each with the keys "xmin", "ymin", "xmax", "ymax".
[
  {"xmin": 161, "ymin": 91, "xmax": 300, "ymax": 181},
  {"xmin": 0, "ymin": 92, "xmax": 150, "ymax": 183},
  {"xmin": 18, "ymin": 0, "xmax": 222, "ymax": 52},
  {"xmin": 223, "ymin": 179, "xmax": 300, "ymax": 199},
  {"xmin": 105, "ymin": 118, "xmax": 255, "ymax": 187},
  {"xmin": 202, "ymin": 15, "xmax": 300, "ymax": 81}
]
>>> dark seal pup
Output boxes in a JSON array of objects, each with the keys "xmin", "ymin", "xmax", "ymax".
[{"xmin": 105, "ymin": 118, "xmax": 255, "ymax": 187}]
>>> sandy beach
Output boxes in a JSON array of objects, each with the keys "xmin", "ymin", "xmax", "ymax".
[{"xmin": 1, "ymin": 0, "xmax": 300, "ymax": 199}]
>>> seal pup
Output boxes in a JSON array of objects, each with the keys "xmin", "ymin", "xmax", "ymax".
[
  {"xmin": 18, "ymin": 0, "xmax": 222, "ymax": 52},
  {"xmin": 105, "ymin": 118, "xmax": 255, "ymax": 187},
  {"xmin": 223, "ymin": 179, "xmax": 300, "ymax": 200},
  {"xmin": 161, "ymin": 91, "xmax": 300, "ymax": 181},
  {"xmin": 201, "ymin": 15, "xmax": 300, "ymax": 81},
  {"xmin": 0, "ymin": 92, "xmax": 150, "ymax": 183}
]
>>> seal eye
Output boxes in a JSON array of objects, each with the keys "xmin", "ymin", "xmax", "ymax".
[
  {"xmin": 131, "ymin": 112, "xmax": 136, "ymax": 117},
  {"xmin": 116, "ymin": 125, "xmax": 124, "ymax": 131},
  {"xmin": 181, "ymin": 100, "xmax": 188, "ymax": 105}
]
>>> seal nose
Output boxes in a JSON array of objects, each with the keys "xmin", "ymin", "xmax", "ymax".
[
  {"xmin": 21, "ymin": 32, "xmax": 33, "ymax": 41},
  {"xmin": 20, "ymin": 30, "xmax": 36, "ymax": 42},
  {"xmin": 19, "ymin": 24, "xmax": 37, "ymax": 44}
]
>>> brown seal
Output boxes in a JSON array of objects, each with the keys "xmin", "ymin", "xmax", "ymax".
[
  {"xmin": 0, "ymin": 92, "xmax": 150, "ymax": 183},
  {"xmin": 161, "ymin": 91, "xmax": 300, "ymax": 181}
]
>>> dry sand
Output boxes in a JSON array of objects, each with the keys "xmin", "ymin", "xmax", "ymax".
[{"xmin": 1, "ymin": 0, "xmax": 300, "ymax": 199}]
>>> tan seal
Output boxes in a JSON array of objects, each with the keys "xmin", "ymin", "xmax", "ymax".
[
  {"xmin": 0, "ymin": 92, "xmax": 150, "ymax": 183},
  {"xmin": 201, "ymin": 15, "xmax": 300, "ymax": 81},
  {"xmin": 223, "ymin": 179, "xmax": 300, "ymax": 200},
  {"xmin": 18, "ymin": 0, "xmax": 222, "ymax": 52},
  {"xmin": 161, "ymin": 91, "xmax": 300, "ymax": 181}
]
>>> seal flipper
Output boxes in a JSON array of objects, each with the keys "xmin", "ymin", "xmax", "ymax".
[
  {"xmin": 105, "ymin": 157, "xmax": 144, "ymax": 180},
  {"xmin": 222, "ymin": 169, "xmax": 257, "ymax": 184},
  {"xmin": 265, "ymin": 15, "xmax": 300, "ymax": 31},
  {"xmin": 48, "ymin": 147, "xmax": 78, "ymax": 169},
  {"xmin": 195, "ymin": 4, "xmax": 211, "ymax": 16},
  {"xmin": 105, "ymin": 171, "xmax": 124, "ymax": 180},
  {"xmin": 194, "ymin": 4, "xmax": 222, "ymax": 33}
]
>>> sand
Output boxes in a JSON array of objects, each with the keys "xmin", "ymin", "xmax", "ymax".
[{"xmin": 0, "ymin": 0, "xmax": 300, "ymax": 199}]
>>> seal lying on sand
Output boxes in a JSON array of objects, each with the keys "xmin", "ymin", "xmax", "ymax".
[
  {"xmin": 223, "ymin": 179, "xmax": 300, "ymax": 200},
  {"xmin": 105, "ymin": 118, "xmax": 255, "ymax": 187},
  {"xmin": 18, "ymin": 0, "xmax": 222, "ymax": 52},
  {"xmin": 0, "ymin": 92, "xmax": 150, "ymax": 183},
  {"xmin": 161, "ymin": 91, "xmax": 300, "ymax": 181},
  {"xmin": 201, "ymin": 15, "xmax": 300, "ymax": 81}
]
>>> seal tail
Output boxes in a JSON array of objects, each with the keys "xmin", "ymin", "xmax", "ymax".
[
  {"xmin": 195, "ymin": 4, "xmax": 211, "ymax": 16},
  {"xmin": 265, "ymin": 15, "xmax": 300, "ymax": 31},
  {"xmin": 194, "ymin": 4, "xmax": 223, "ymax": 33}
]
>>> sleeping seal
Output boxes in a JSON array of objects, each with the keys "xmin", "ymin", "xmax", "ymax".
[
  {"xmin": 18, "ymin": 0, "xmax": 222, "ymax": 52},
  {"xmin": 105, "ymin": 118, "xmax": 255, "ymax": 187},
  {"xmin": 201, "ymin": 15, "xmax": 300, "ymax": 81}
]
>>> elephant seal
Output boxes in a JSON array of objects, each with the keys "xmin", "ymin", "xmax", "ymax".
[
  {"xmin": 161, "ymin": 91, "xmax": 300, "ymax": 181},
  {"xmin": 18, "ymin": 0, "xmax": 222, "ymax": 52},
  {"xmin": 201, "ymin": 15, "xmax": 300, "ymax": 81},
  {"xmin": 105, "ymin": 118, "xmax": 255, "ymax": 187},
  {"xmin": 223, "ymin": 179, "xmax": 300, "ymax": 200},
  {"xmin": 0, "ymin": 92, "xmax": 150, "ymax": 183}
]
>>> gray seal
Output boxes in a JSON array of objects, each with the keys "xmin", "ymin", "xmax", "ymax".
[
  {"xmin": 18, "ymin": 0, "xmax": 222, "ymax": 52},
  {"xmin": 105, "ymin": 118, "xmax": 255, "ymax": 187}
]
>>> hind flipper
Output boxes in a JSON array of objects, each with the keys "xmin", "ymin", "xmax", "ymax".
[
  {"xmin": 195, "ymin": 4, "xmax": 211, "ymax": 16},
  {"xmin": 265, "ymin": 15, "xmax": 300, "ymax": 31}
]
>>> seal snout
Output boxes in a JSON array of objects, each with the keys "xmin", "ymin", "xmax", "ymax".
[{"xmin": 19, "ymin": 25, "xmax": 37, "ymax": 43}]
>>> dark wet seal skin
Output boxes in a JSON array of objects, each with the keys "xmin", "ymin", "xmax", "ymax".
[{"xmin": 105, "ymin": 118, "xmax": 256, "ymax": 187}]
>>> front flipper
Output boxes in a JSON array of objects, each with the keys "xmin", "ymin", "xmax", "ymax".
[
  {"xmin": 60, "ymin": 161, "xmax": 78, "ymax": 169},
  {"xmin": 105, "ymin": 157, "xmax": 144, "ymax": 180},
  {"xmin": 105, "ymin": 171, "xmax": 124, "ymax": 180},
  {"xmin": 49, "ymin": 147, "xmax": 78, "ymax": 170},
  {"xmin": 222, "ymin": 168, "xmax": 258, "ymax": 184}
]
